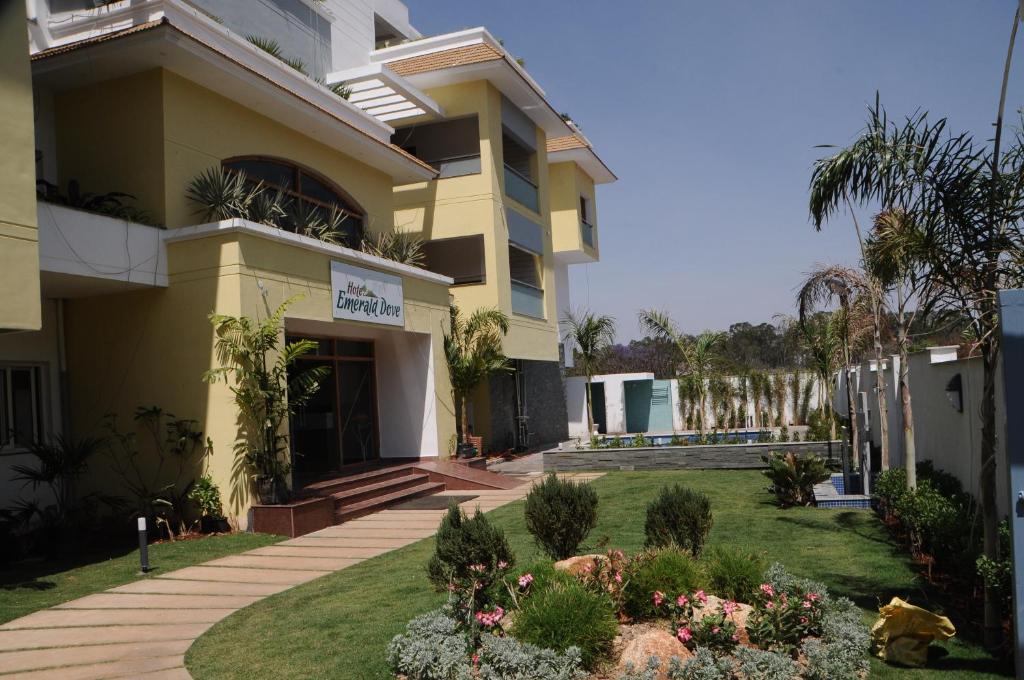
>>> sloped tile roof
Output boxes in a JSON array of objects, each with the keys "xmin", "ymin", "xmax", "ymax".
[
  {"xmin": 546, "ymin": 134, "xmax": 590, "ymax": 153},
  {"xmin": 386, "ymin": 43, "xmax": 503, "ymax": 77}
]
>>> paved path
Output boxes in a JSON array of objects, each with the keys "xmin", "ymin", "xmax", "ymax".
[{"xmin": 0, "ymin": 473, "xmax": 603, "ymax": 680}]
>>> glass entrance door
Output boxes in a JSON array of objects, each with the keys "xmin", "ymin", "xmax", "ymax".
[{"xmin": 288, "ymin": 336, "xmax": 378, "ymax": 481}]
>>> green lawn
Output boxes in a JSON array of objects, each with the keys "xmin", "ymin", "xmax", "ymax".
[
  {"xmin": 185, "ymin": 471, "xmax": 1012, "ymax": 680},
  {"xmin": 0, "ymin": 531, "xmax": 282, "ymax": 624}
]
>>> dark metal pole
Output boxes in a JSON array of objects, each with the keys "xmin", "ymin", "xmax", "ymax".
[{"xmin": 138, "ymin": 517, "xmax": 150, "ymax": 573}]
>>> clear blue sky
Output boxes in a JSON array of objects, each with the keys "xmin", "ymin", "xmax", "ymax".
[{"xmin": 409, "ymin": 1, "xmax": 1024, "ymax": 341}]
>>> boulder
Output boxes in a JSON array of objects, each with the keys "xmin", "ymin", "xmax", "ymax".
[
  {"xmin": 697, "ymin": 595, "xmax": 754, "ymax": 646},
  {"xmin": 614, "ymin": 624, "xmax": 694, "ymax": 679},
  {"xmin": 553, "ymin": 554, "xmax": 603, "ymax": 576}
]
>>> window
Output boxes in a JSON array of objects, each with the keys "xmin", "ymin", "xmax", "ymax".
[
  {"xmin": 508, "ymin": 244, "xmax": 544, "ymax": 318},
  {"xmin": 222, "ymin": 157, "xmax": 365, "ymax": 246},
  {"xmin": 393, "ymin": 117, "xmax": 481, "ymax": 178},
  {"xmin": 0, "ymin": 365, "xmax": 45, "ymax": 450},
  {"xmin": 579, "ymin": 195, "xmax": 593, "ymax": 226},
  {"xmin": 422, "ymin": 235, "xmax": 486, "ymax": 285}
]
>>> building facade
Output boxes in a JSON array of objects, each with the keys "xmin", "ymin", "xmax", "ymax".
[{"xmin": 3, "ymin": 0, "xmax": 613, "ymax": 521}]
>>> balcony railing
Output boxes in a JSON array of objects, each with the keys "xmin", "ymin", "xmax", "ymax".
[
  {"xmin": 504, "ymin": 164, "xmax": 539, "ymax": 213},
  {"xmin": 510, "ymin": 280, "xmax": 544, "ymax": 318},
  {"xmin": 428, "ymin": 153, "xmax": 482, "ymax": 179},
  {"xmin": 581, "ymin": 219, "xmax": 595, "ymax": 248}
]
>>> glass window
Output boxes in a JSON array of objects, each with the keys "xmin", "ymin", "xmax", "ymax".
[
  {"xmin": 1, "ymin": 365, "xmax": 44, "ymax": 449},
  {"xmin": 422, "ymin": 235, "xmax": 485, "ymax": 285}
]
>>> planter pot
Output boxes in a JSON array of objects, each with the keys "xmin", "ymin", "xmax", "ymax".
[
  {"xmin": 255, "ymin": 476, "xmax": 286, "ymax": 505},
  {"xmin": 200, "ymin": 516, "xmax": 231, "ymax": 534},
  {"xmin": 456, "ymin": 443, "xmax": 478, "ymax": 459},
  {"xmin": 251, "ymin": 496, "xmax": 334, "ymax": 537}
]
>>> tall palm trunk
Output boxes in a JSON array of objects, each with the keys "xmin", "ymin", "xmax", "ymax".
[
  {"xmin": 585, "ymin": 376, "xmax": 594, "ymax": 436},
  {"xmin": 460, "ymin": 394, "xmax": 469, "ymax": 445},
  {"xmin": 896, "ymin": 321, "xmax": 916, "ymax": 489},
  {"xmin": 871, "ymin": 301, "xmax": 891, "ymax": 470},
  {"xmin": 842, "ymin": 339, "xmax": 860, "ymax": 467},
  {"xmin": 979, "ymin": 331, "xmax": 1001, "ymax": 647}
]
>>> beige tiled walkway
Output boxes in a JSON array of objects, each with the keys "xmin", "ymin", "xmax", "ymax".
[{"xmin": 0, "ymin": 473, "xmax": 602, "ymax": 679}]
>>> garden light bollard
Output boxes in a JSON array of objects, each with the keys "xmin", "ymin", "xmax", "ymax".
[{"xmin": 138, "ymin": 516, "xmax": 150, "ymax": 573}]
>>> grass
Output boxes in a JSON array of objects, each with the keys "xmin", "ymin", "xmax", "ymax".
[
  {"xmin": 185, "ymin": 471, "xmax": 1012, "ymax": 679},
  {"xmin": 0, "ymin": 531, "xmax": 282, "ymax": 624}
]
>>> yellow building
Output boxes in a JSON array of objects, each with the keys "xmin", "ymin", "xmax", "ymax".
[{"xmin": 4, "ymin": 0, "xmax": 613, "ymax": 523}]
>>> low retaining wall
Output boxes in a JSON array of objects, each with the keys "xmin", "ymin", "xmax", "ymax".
[{"xmin": 543, "ymin": 440, "xmax": 842, "ymax": 471}]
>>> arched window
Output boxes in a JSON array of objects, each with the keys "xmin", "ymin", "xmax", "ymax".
[{"xmin": 222, "ymin": 157, "xmax": 365, "ymax": 246}]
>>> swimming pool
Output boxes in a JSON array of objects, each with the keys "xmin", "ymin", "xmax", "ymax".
[{"xmin": 594, "ymin": 430, "xmax": 772, "ymax": 447}]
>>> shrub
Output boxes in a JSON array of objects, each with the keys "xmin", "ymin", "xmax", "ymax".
[
  {"xmin": 658, "ymin": 590, "xmax": 739, "ymax": 655},
  {"xmin": 748, "ymin": 567, "xmax": 827, "ymax": 654},
  {"xmin": 477, "ymin": 633, "xmax": 586, "ymax": 680},
  {"xmin": 624, "ymin": 547, "xmax": 705, "ymax": 620},
  {"xmin": 761, "ymin": 452, "xmax": 829, "ymax": 507},
  {"xmin": 644, "ymin": 484, "xmax": 713, "ymax": 556},
  {"xmin": 387, "ymin": 610, "xmax": 472, "ymax": 680},
  {"xmin": 513, "ymin": 580, "xmax": 618, "ymax": 669},
  {"xmin": 427, "ymin": 503, "xmax": 514, "ymax": 589},
  {"xmin": 667, "ymin": 648, "xmax": 732, "ymax": 680},
  {"xmin": 733, "ymin": 646, "xmax": 800, "ymax": 679},
  {"xmin": 576, "ymin": 549, "xmax": 630, "ymax": 613},
  {"xmin": 524, "ymin": 474, "xmax": 599, "ymax": 560},
  {"xmin": 618, "ymin": 656, "xmax": 661, "ymax": 680},
  {"xmin": 801, "ymin": 597, "xmax": 870, "ymax": 680},
  {"xmin": 703, "ymin": 546, "xmax": 766, "ymax": 602}
]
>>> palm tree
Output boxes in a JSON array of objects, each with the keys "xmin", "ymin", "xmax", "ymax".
[
  {"xmin": 797, "ymin": 266, "xmax": 871, "ymax": 465},
  {"xmin": 11, "ymin": 434, "xmax": 107, "ymax": 526},
  {"xmin": 794, "ymin": 312, "xmax": 842, "ymax": 440},
  {"xmin": 637, "ymin": 310, "xmax": 723, "ymax": 435},
  {"xmin": 561, "ymin": 309, "xmax": 616, "ymax": 437},
  {"xmin": 443, "ymin": 305, "xmax": 510, "ymax": 450}
]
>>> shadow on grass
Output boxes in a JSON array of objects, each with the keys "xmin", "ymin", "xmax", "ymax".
[{"xmin": 0, "ymin": 544, "xmax": 135, "ymax": 591}]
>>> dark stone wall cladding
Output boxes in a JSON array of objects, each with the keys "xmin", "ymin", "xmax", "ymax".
[
  {"xmin": 488, "ymin": 360, "xmax": 569, "ymax": 453},
  {"xmin": 543, "ymin": 441, "xmax": 842, "ymax": 471}
]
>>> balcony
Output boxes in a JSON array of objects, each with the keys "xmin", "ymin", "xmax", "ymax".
[
  {"xmin": 510, "ymin": 280, "xmax": 544, "ymax": 318},
  {"xmin": 430, "ymin": 153, "xmax": 482, "ymax": 179},
  {"xmin": 504, "ymin": 164, "xmax": 539, "ymax": 213},
  {"xmin": 581, "ymin": 219, "xmax": 595, "ymax": 249}
]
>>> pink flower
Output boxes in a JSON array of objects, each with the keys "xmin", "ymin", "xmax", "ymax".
[
  {"xmin": 800, "ymin": 616, "xmax": 809, "ymax": 625},
  {"xmin": 677, "ymin": 627, "xmax": 693, "ymax": 643},
  {"xmin": 722, "ymin": 600, "xmax": 738, "ymax": 616},
  {"xmin": 614, "ymin": 571, "xmax": 623, "ymax": 583},
  {"xmin": 731, "ymin": 634, "xmax": 740, "ymax": 642},
  {"xmin": 712, "ymin": 626, "xmax": 721, "ymax": 634},
  {"xmin": 469, "ymin": 563, "xmax": 486, "ymax": 573},
  {"xmin": 694, "ymin": 590, "xmax": 708, "ymax": 605},
  {"xmin": 760, "ymin": 583, "xmax": 775, "ymax": 598},
  {"xmin": 497, "ymin": 560, "xmax": 509, "ymax": 569},
  {"xmin": 802, "ymin": 600, "xmax": 813, "ymax": 609},
  {"xmin": 472, "ymin": 654, "xmax": 480, "ymax": 666},
  {"xmin": 676, "ymin": 594, "xmax": 689, "ymax": 607},
  {"xmin": 765, "ymin": 601, "xmax": 775, "ymax": 610},
  {"xmin": 582, "ymin": 563, "xmax": 594, "ymax": 574},
  {"xmin": 518, "ymin": 573, "xmax": 534, "ymax": 588},
  {"xmin": 807, "ymin": 592, "xmax": 820, "ymax": 601},
  {"xmin": 653, "ymin": 591, "xmax": 665, "ymax": 607}
]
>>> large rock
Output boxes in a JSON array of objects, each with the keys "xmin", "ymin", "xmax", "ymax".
[
  {"xmin": 697, "ymin": 595, "xmax": 754, "ymax": 646},
  {"xmin": 553, "ymin": 554, "xmax": 603, "ymax": 576},
  {"xmin": 614, "ymin": 624, "xmax": 694, "ymax": 680}
]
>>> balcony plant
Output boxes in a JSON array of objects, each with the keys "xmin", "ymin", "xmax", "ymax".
[
  {"xmin": 443, "ymin": 305, "xmax": 510, "ymax": 458},
  {"xmin": 204, "ymin": 296, "xmax": 329, "ymax": 504}
]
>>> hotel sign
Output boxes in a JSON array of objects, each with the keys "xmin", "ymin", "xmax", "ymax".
[{"xmin": 330, "ymin": 261, "xmax": 404, "ymax": 327}]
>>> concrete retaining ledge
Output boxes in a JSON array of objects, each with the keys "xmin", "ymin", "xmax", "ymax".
[{"xmin": 543, "ymin": 440, "xmax": 842, "ymax": 471}]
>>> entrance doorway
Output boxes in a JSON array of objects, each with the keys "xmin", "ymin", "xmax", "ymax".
[{"xmin": 288, "ymin": 336, "xmax": 378, "ymax": 482}]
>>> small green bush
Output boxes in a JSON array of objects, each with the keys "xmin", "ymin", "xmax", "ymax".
[
  {"xmin": 761, "ymin": 452, "xmax": 829, "ymax": 507},
  {"xmin": 513, "ymin": 580, "xmax": 618, "ymax": 669},
  {"xmin": 524, "ymin": 474, "xmax": 599, "ymax": 560},
  {"xmin": 477, "ymin": 633, "xmax": 586, "ymax": 680},
  {"xmin": 387, "ymin": 609, "xmax": 472, "ymax": 680},
  {"xmin": 624, "ymin": 547, "xmax": 705, "ymax": 620},
  {"xmin": 644, "ymin": 484, "xmax": 713, "ymax": 556},
  {"xmin": 427, "ymin": 503, "xmax": 514, "ymax": 590},
  {"xmin": 703, "ymin": 546, "xmax": 766, "ymax": 602}
]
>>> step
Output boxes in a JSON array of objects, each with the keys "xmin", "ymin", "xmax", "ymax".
[
  {"xmin": 302, "ymin": 465, "xmax": 418, "ymax": 497},
  {"xmin": 328, "ymin": 472, "xmax": 432, "ymax": 507},
  {"xmin": 335, "ymin": 481, "xmax": 446, "ymax": 522}
]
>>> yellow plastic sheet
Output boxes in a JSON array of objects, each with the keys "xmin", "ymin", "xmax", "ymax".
[{"xmin": 871, "ymin": 597, "xmax": 956, "ymax": 667}]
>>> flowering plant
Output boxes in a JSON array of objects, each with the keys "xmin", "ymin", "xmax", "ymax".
[
  {"xmin": 577, "ymin": 549, "xmax": 630, "ymax": 615},
  {"xmin": 747, "ymin": 581, "xmax": 825, "ymax": 653},
  {"xmin": 654, "ymin": 589, "xmax": 739, "ymax": 655},
  {"xmin": 445, "ymin": 560, "xmax": 514, "ymax": 635}
]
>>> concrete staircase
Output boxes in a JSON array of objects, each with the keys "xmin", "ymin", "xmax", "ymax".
[{"xmin": 302, "ymin": 466, "xmax": 446, "ymax": 522}]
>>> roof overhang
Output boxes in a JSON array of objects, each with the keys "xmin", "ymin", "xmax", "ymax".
[
  {"xmin": 326, "ymin": 62, "xmax": 444, "ymax": 123},
  {"xmin": 370, "ymin": 27, "xmax": 570, "ymax": 137},
  {"xmin": 548, "ymin": 146, "xmax": 617, "ymax": 185},
  {"xmin": 29, "ymin": 0, "xmax": 437, "ymax": 184}
]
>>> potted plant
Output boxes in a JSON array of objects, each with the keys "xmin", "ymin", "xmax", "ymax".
[
  {"xmin": 443, "ymin": 305, "xmax": 510, "ymax": 459},
  {"xmin": 189, "ymin": 475, "xmax": 230, "ymax": 533},
  {"xmin": 204, "ymin": 296, "xmax": 329, "ymax": 505}
]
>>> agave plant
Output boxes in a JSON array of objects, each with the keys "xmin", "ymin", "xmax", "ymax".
[
  {"xmin": 360, "ymin": 230, "xmax": 426, "ymax": 267},
  {"xmin": 186, "ymin": 166, "xmax": 259, "ymax": 222},
  {"xmin": 246, "ymin": 35, "xmax": 283, "ymax": 58},
  {"xmin": 247, "ymin": 188, "xmax": 289, "ymax": 227}
]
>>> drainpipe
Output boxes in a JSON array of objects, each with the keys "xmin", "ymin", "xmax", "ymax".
[{"xmin": 55, "ymin": 298, "xmax": 71, "ymax": 438}]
